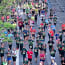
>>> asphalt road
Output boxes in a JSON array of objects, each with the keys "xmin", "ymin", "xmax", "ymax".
[{"xmin": 0, "ymin": 0, "xmax": 65, "ymax": 65}]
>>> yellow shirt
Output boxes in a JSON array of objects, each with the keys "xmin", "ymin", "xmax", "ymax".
[
  {"xmin": 31, "ymin": 16, "xmax": 35, "ymax": 21},
  {"xmin": 35, "ymin": 9, "xmax": 38, "ymax": 14}
]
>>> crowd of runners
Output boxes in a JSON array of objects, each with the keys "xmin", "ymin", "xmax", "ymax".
[{"xmin": 0, "ymin": 0, "xmax": 65, "ymax": 65}]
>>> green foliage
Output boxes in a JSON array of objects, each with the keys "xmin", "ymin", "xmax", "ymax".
[
  {"xmin": 0, "ymin": 0, "xmax": 14, "ymax": 16},
  {"xmin": 7, "ymin": 19, "xmax": 14, "ymax": 22},
  {"xmin": 4, "ymin": 22, "xmax": 16, "ymax": 29},
  {"xmin": 0, "ymin": 33, "xmax": 8, "ymax": 42},
  {"xmin": 0, "ymin": 20, "xmax": 3, "ymax": 25},
  {"xmin": 0, "ymin": 33, "xmax": 6, "ymax": 38},
  {"xmin": 0, "ymin": 0, "xmax": 15, "ymax": 42},
  {"xmin": 0, "ymin": 20, "xmax": 4, "ymax": 31},
  {"xmin": 7, "ymin": 2, "xmax": 13, "ymax": 6},
  {"xmin": 0, "ymin": 27, "xmax": 4, "ymax": 31},
  {"xmin": 8, "ymin": 38, "xmax": 12, "ymax": 42},
  {"xmin": 6, "ymin": 12, "xmax": 12, "ymax": 15},
  {"xmin": 0, "ymin": 33, "xmax": 13, "ymax": 42},
  {"xmin": 2, "ymin": 39, "xmax": 7, "ymax": 42},
  {"xmin": 4, "ymin": 22, "xmax": 11, "ymax": 29},
  {"xmin": 0, "ymin": 6, "xmax": 5, "ymax": 12}
]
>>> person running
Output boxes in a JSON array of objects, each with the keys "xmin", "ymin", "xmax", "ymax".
[
  {"xmin": 51, "ymin": 59, "xmax": 57, "ymax": 65},
  {"xmin": 34, "ymin": 45, "xmax": 39, "ymax": 62},
  {"xmin": 8, "ymin": 37, "xmax": 12, "ymax": 50},
  {"xmin": 50, "ymin": 48, "xmax": 56, "ymax": 60},
  {"xmin": 59, "ymin": 30, "xmax": 62, "ymax": 43},
  {"xmin": 7, "ymin": 48, "xmax": 12, "ymax": 65},
  {"xmin": 0, "ymin": 43, "xmax": 5, "ymax": 63},
  {"xmin": 23, "ymin": 58, "xmax": 28, "ymax": 65},
  {"xmin": 53, "ymin": 15, "xmax": 57, "ymax": 26},
  {"xmin": 38, "ymin": 41, "xmax": 43, "ymax": 55},
  {"xmin": 27, "ymin": 49, "xmax": 33, "ymax": 65},
  {"xmin": 48, "ymin": 38, "xmax": 54, "ymax": 51},
  {"xmin": 19, "ymin": 37, "xmax": 24, "ymax": 51},
  {"xmin": 23, "ymin": 27, "xmax": 28, "ymax": 41},
  {"xmin": 22, "ymin": 46, "xmax": 27, "ymax": 61},
  {"xmin": 50, "ymin": 8, "xmax": 53, "ymax": 20},
  {"xmin": 2, "ymin": 59, "xmax": 7, "ymax": 65},
  {"xmin": 18, "ymin": 18, "xmax": 24, "ymax": 32},
  {"xmin": 51, "ymin": 23, "xmax": 56, "ymax": 33},
  {"xmin": 28, "ymin": 38, "xmax": 34, "ymax": 50},
  {"xmin": 12, "ymin": 48, "xmax": 16, "ymax": 65},
  {"xmin": 15, "ymin": 33, "xmax": 20, "ymax": 49},
  {"xmin": 40, "ymin": 51, "xmax": 46, "ymax": 65},
  {"xmin": 61, "ymin": 57, "xmax": 65, "ymax": 65}
]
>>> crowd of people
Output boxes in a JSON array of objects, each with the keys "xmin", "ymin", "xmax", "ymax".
[{"xmin": 0, "ymin": 0, "xmax": 65, "ymax": 65}]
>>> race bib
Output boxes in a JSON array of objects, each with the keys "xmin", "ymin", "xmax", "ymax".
[
  {"xmin": 39, "ymin": 45, "xmax": 41, "ymax": 48},
  {"xmin": 30, "ymin": 46, "xmax": 32, "ymax": 48},
  {"xmin": 1, "ymin": 50, "xmax": 3, "ymax": 53},
  {"xmin": 23, "ymin": 51, "xmax": 25, "ymax": 54},
  {"xmin": 35, "ymin": 49, "xmax": 37, "ymax": 52}
]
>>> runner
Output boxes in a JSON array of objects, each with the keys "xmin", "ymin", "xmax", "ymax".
[
  {"xmin": 50, "ymin": 48, "xmax": 56, "ymax": 60},
  {"xmin": 51, "ymin": 59, "xmax": 57, "ymax": 65},
  {"xmin": 2, "ymin": 59, "xmax": 7, "ymax": 65},
  {"xmin": 15, "ymin": 33, "xmax": 20, "ymax": 49},
  {"xmin": 12, "ymin": 48, "xmax": 16, "ymax": 65},
  {"xmin": 23, "ymin": 58, "xmax": 28, "ymax": 65},
  {"xmin": 18, "ymin": 18, "xmax": 24, "ymax": 32},
  {"xmin": 48, "ymin": 38, "xmax": 54, "ymax": 51},
  {"xmin": 7, "ymin": 48, "xmax": 12, "ymax": 65},
  {"xmin": 61, "ymin": 57, "xmax": 65, "ymax": 65},
  {"xmin": 0, "ymin": 43, "xmax": 5, "ymax": 63},
  {"xmin": 22, "ymin": 46, "xmax": 27, "ymax": 61},
  {"xmin": 19, "ymin": 38, "xmax": 24, "ymax": 51},
  {"xmin": 53, "ymin": 15, "xmax": 57, "ymax": 26},
  {"xmin": 27, "ymin": 49, "xmax": 33, "ymax": 65},
  {"xmin": 40, "ymin": 51, "xmax": 46, "ymax": 65},
  {"xmin": 8, "ymin": 37, "xmax": 12, "ymax": 50},
  {"xmin": 28, "ymin": 38, "xmax": 34, "ymax": 50},
  {"xmin": 34, "ymin": 45, "xmax": 39, "ymax": 62}
]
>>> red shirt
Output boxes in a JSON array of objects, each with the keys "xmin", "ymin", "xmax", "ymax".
[
  {"xmin": 27, "ymin": 51, "xmax": 33, "ymax": 59},
  {"xmin": 32, "ymin": 29, "xmax": 36, "ymax": 33},
  {"xmin": 30, "ymin": 27, "xmax": 32, "ymax": 32},
  {"xmin": 40, "ymin": 53, "xmax": 45, "ymax": 60},
  {"xmin": 62, "ymin": 24, "xmax": 65, "ymax": 30},
  {"xmin": 40, "ymin": 23, "xmax": 44, "ymax": 26},
  {"xmin": 18, "ymin": 21, "xmax": 23, "ymax": 27},
  {"xmin": 49, "ymin": 30, "xmax": 54, "ymax": 37}
]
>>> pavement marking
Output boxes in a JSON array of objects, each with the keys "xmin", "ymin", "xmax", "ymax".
[{"xmin": 16, "ymin": 49, "xmax": 19, "ymax": 65}]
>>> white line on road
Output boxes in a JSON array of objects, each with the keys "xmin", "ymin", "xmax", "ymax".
[{"xmin": 16, "ymin": 49, "xmax": 19, "ymax": 65}]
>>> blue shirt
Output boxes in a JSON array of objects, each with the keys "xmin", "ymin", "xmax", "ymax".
[
  {"xmin": 8, "ymin": 34, "xmax": 13, "ymax": 38},
  {"xmin": 55, "ymin": 34, "xmax": 59, "ymax": 40},
  {"xmin": 41, "ymin": 10, "xmax": 45, "ymax": 14},
  {"xmin": 45, "ymin": 19, "xmax": 48, "ymax": 24},
  {"xmin": 51, "ymin": 25, "xmax": 55, "ymax": 30},
  {"xmin": 23, "ymin": 30, "xmax": 28, "ymax": 34}
]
